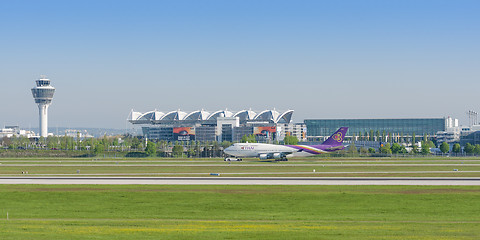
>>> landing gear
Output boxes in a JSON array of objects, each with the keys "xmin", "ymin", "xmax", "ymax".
[{"xmin": 275, "ymin": 157, "xmax": 288, "ymax": 161}]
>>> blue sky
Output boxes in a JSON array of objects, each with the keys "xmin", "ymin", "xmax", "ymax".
[{"xmin": 1, "ymin": 0, "xmax": 479, "ymax": 129}]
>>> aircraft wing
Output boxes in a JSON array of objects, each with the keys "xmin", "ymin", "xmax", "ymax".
[{"xmin": 325, "ymin": 145, "xmax": 345, "ymax": 151}]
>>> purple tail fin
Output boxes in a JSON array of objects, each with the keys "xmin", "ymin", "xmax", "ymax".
[{"xmin": 322, "ymin": 127, "xmax": 348, "ymax": 146}]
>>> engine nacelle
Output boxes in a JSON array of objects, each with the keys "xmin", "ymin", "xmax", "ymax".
[
  {"xmin": 272, "ymin": 153, "xmax": 283, "ymax": 159},
  {"xmin": 258, "ymin": 154, "xmax": 268, "ymax": 159}
]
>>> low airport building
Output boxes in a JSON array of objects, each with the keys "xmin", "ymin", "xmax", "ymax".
[
  {"xmin": 459, "ymin": 125, "xmax": 480, "ymax": 146},
  {"xmin": 0, "ymin": 126, "xmax": 36, "ymax": 138},
  {"xmin": 128, "ymin": 109, "xmax": 306, "ymax": 142}
]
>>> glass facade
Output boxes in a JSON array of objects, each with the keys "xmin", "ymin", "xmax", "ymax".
[
  {"xmin": 32, "ymin": 89, "xmax": 55, "ymax": 98},
  {"xmin": 460, "ymin": 131, "xmax": 480, "ymax": 146},
  {"xmin": 232, "ymin": 126, "xmax": 254, "ymax": 142},
  {"xmin": 221, "ymin": 124, "xmax": 233, "ymax": 142},
  {"xmin": 142, "ymin": 127, "xmax": 174, "ymax": 141},
  {"xmin": 305, "ymin": 118, "xmax": 446, "ymax": 137},
  {"xmin": 195, "ymin": 126, "xmax": 216, "ymax": 142}
]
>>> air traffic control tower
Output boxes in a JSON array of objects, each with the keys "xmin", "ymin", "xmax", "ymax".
[{"xmin": 31, "ymin": 76, "xmax": 55, "ymax": 137}]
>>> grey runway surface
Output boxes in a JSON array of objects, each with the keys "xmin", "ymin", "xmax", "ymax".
[{"xmin": 1, "ymin": 177, "xmax": 480, "ymax": 185}]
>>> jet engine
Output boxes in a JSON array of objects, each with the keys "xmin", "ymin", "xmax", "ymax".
[
  {"xmin": 272, "ymin": 153, "xmax": 283, "ymax": 159},
  {"xmin": 258, "ymin": 154, "xmax": 268, "ymax": 159}
]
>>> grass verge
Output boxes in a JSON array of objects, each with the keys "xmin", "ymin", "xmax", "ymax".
[{"xmin": 0, "ymin": 185, "xmax": 479, "ymax": 239}]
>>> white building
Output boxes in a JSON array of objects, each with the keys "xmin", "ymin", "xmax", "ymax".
[
  {"xmin": 276, "ymin": 123, "xmax": 307, "ymax": 142},
  {"xmin": 436, "ymin": 117, "xmax": 480, "ymax": 145},
  {"xmin": 0, "ymin": 126, "xmax": 36, "ymax": 138}
]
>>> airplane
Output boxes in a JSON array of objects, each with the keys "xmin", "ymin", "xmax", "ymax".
[{"xmin": 223, "ymin": 127, "xmax": 348, "ymax": 161}]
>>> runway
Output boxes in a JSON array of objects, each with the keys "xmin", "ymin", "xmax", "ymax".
[{"xmin": 1, "ymin": 177, "xmax": 480, "ymax": 185}]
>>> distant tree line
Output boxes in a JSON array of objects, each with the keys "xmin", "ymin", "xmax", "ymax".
[{"xmin": 2, "ymin": 132, "xmax": 480, "ymax": 158}]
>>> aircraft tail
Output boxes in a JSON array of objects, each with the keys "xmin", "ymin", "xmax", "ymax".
[{"xmin": 322, "ymin": 127, "xmax": 348, "ymax": 146}]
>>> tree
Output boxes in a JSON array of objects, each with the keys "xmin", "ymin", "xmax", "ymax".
[
  {"xmin": 187, "ymin": 148, "xmax": 196, "ymax": 158},
  {"xmin": 347, "ymin": 142, "xmax": 357, "ymax": 155},
  {"xmin": 452, "ymin": 143, "xmax": 461, "ymax": 154},
  {"xmin": 474, "ymin": 144, "xmax": 480, "ymax": 155},
  {"xmin": 368, "ymin": 147, "xmax": 376, "ymax": 153},
  {"xmin": 172, "ymin": 145, "xmax": 184, "ymax": 157},
  {"xmin": 421, "ymin": 141, "xmax": 430, "ymax": 155},
  {"xmin": 440, "ymin": 142, "xmax": 449, "ymax": 154},
  {"xmin": 93, "ymin": 143, "xmax": 104, "ymax": 156},
  {"xmin": 391, "ymin": 143, "xmax": 402, "ymax": 154},
  {"xmin": 241, "ymin": 134, "xmax": 256, "ymax": 143},
  {"xmin": 411, "ymin": 145, "xmax": 419, "ymax": 154},
  {"xmin": 359, "ymin": 147, "xmax": 368, "ymax": 154},
  {"xmin": 131, "ymin": 137, "xmax": 141, "ymax": 150},
  {"xmin": 465, "ymin": 143, "xmax": 475, "ymax": 154},
  {"xmin": 221, "ymin": 141, "xmax": 232, "ymax": 149},
  {"xmin": 380, "ymin": 143, "xmax": 392, "ymax": 154},
  {"xmin": 145, "ymin": 141, "xmax": 156, "ymax": 156},
  {"xmin": 212, "ymin": 141, "xmax": 220, "ymax": 157},
  {"xmin": 398, "ymin": 145, "xmax": 407, "ymax": 154},
  {"xmin": 283, "ymin": 136, "xmax": 298, "ymax": 145},
  {"xmin": 157, "ymin": 140, "xmax": 167, "ymax": 152}
]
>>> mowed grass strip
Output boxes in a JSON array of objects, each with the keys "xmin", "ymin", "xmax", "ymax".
[
  {"xmin": 2, "ymin": 219, "xmax": 479, "ymax": 240},
  {"xmin": 0, "ymin": 185, "xmax": 479, "ymax": 239}
]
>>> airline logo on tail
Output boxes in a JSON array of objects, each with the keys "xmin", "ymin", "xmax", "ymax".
[
  {"xmin": 322, "ymin": 127, "xmax": 348, "ymax": 146},
  {"xmin": 332, "ymin": 132, "xmax": 343, "ymax": 142}
]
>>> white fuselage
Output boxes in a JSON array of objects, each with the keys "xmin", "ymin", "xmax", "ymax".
[{"xmin": 224, "ymin": 143, "xmax": 317, "ymax": 158}]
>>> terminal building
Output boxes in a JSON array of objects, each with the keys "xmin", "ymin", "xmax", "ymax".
[
  {"xmin": 304, "ymin": 117, "xmax": 457, "ymax": 142},
  {"xmin": 129, "ymin": 109, "xmax": 473, "ymax": 146},
  {"xmin": 128, "ymin": 109, "xmax": 306, "ymax": 142}
]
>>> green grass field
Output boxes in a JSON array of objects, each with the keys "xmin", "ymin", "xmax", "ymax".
[{"xmin": 1, "ymin": 185, "xmax": 479, "ymax": 239}]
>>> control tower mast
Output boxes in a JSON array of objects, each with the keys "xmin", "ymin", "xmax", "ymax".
[{"xmin": 31, "ymin": 76, "xmax": 55, "ymax": 137}]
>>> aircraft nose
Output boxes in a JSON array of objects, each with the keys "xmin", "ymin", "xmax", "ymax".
[{"xmin": 224, "ymin": 146, "xmax": 234, "ymax": 155}]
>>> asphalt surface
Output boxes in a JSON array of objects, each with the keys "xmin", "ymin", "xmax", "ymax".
[{"xmin": 1, "ymin": 177, "xmax": 480, "ymax": 185}]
